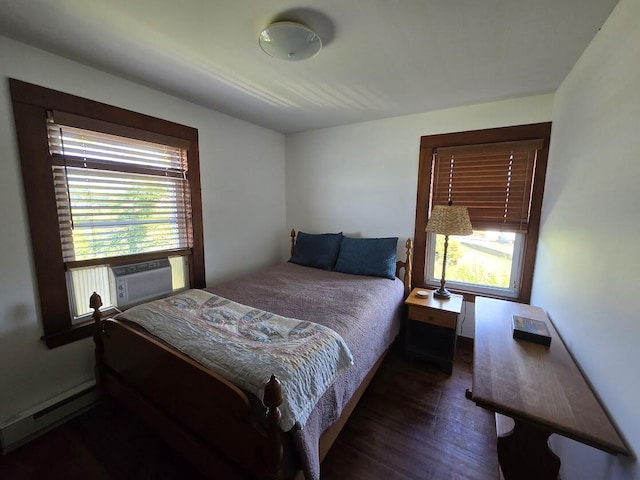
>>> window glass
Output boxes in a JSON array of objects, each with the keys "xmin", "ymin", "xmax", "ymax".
[
  {"xmin": 427, "ymin": 230, "xmax": 523, "ymax": 297},
  {"xmin": 49, "ymin": 121, "xmax": 192, "ymax": 263},
  {"xmin": 168, "ymin": 255, "xmax": 188, "ymax": 291},
  {"xmin": 68, "ymin": 265, "xmax": 112, "ymax": 319}
]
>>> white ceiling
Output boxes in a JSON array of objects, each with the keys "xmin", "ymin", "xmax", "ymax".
[{"xmin": 0, "ymin": 0, "xmax": 619, "ymax": 133}]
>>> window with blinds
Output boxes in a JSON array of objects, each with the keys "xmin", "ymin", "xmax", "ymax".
[
  {"xmin": 47, "ymin": 117, "xmax": 193, "ymax": 264},
  {"xmin": 46, "ymin": 112, "xmax": 194, "ymax": 318},
  {"xmin": 11, "ymin": 79, "xmax": 205, "ymax": 347},
  {"xmin": 425, "ymin": 139, "xmax": 544, "ymax": 296},
  {"xmin": 413, "ymin": 123, "xmax": 551, "ymax": 302},
  {"xmin": 430, "ymin": 139, "xmax": 543, "ymax": 232}
]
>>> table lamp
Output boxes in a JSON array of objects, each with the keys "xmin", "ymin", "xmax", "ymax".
[{"xmin": 425, "ymin": 203, "xmax": 473, "ymax": 298}]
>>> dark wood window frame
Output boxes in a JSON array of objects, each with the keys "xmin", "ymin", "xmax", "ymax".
[
  {"xmin": 413, "ymin": 122, "xmax": 552, "ymax": 304},
  {"xmin": 9, "ymin": 79, "xmax": 206, "ymax": 348}
]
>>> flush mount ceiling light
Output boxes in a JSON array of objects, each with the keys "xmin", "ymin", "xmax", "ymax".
[{"xmin": 259, "ymin": 21, "xmax": 322, "ymax": 61}]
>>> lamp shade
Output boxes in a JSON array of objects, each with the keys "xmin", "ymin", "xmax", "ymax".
[
  {"xmin": 259, "ymin": 21, "xmax": 322, "ymax": 61},
  {"xmin": 426, "ymin": 205, "xmax": 473, "ymax": 236}
]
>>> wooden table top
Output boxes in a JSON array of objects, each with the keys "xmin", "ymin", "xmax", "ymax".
[
  {"xmin": 472, "ymin": 297, "xmax": 629, "ymax": 456},
  {"xmin": 404, "ymin": 288, "xmax": 463, "ymax": 314}
]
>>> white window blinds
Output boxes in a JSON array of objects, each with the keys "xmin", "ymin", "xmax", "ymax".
[{"xmin": 47, "ymin": 115, "xmax": 193, "ymax": 263}]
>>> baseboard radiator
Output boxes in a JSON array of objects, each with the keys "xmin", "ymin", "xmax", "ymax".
[{"xmin": 0, "ymin": 380, "xmax": 98, "ymax": 455}]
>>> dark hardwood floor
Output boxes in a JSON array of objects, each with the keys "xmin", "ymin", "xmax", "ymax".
[
  {"xmin": 322, "ymin": 345, "xmax": 498, "ymax": 480},
  {"xmin": 0, "ymin": 344, "xmax": 498, "ymax": 480}
]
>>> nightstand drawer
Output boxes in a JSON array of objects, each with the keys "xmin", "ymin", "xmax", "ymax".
[{"xmin": 408, "ymin": 306, "xmax": 457, "ymax": 329}]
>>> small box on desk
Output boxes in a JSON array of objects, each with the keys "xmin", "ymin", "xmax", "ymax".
[{"xmin": 512, "ymin": 315, "xmax": 552, "ymax": 346}]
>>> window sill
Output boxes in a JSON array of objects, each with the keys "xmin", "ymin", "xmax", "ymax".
[
  {"xmin": 42, "ymin": 321, "xmax": 94, "ymax": 349},
  {"xmin": 417, "ymin": 283, "xmax": 528, "ymax": 304}
]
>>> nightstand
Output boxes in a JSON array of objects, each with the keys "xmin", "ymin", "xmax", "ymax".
[{"xmin": 404, "ymin": 288, "xmax": 464, "ymax": 374}]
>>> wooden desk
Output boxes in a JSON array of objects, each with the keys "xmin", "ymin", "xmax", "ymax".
[{"xmin": 472, "ymin": 297, "xmax": 629, "ymax": 480}]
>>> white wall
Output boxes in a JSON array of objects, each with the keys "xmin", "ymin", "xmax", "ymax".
[
  {"xmin": 532, "ymin": 0, "xmax": 639, "ymax": 478},
  {"xmin": 285, "ymin": 94, "xmax": 554, "ymax": 336},
  {"xmin": 0, "ymin": 35, "xmax": 285, "ymax": 423}
]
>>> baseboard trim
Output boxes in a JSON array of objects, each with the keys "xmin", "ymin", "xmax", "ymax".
[
  {"xmin": 457, "ymin": 335, "xmax": 474, "ymax": 352},
  {"xmin": 0, "ymin": 380, "xmax": 98, "ymax": 455}
]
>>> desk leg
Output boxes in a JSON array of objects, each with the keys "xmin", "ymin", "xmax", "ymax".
[{"xmin": 497, "ymin": 415, "xmax": 560, "ymax": 480}]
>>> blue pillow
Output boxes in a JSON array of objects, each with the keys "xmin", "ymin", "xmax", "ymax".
[
  {"xmin": 289, "ymin": 231, "xmax": 343, "ymax": 270},
  {"xmin": 333, "ymin": 236, "xmax": 398, "ymax": 280}
]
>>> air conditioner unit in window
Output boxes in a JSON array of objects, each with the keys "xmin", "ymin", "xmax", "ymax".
[{"xmin": 109, "ymin": 258, "xmax": 173, "ymax": 309}]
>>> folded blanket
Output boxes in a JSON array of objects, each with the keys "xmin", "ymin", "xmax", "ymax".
[{"xmin": 116, "ymin": 289, "xmax": 354, "ymax": 430}]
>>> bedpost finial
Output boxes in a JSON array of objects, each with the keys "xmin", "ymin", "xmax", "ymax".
[
  {"xmin": 404, "ymin": 238, "xmax": 413, "ymax": 296},
  {"xmin": 264, "ymin": 374, "xmax": 283, "ymax": 408},
  {"xmin": 90, "ymin": 291, "xmax": 103, "ymax": 310}
]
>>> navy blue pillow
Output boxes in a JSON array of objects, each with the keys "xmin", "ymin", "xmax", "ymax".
[
  {"xmin": 289, "ymin": 231, "xmax": 343, "ymax": 270},
  {"xmin": 333, "ymin": 236, "xmax": 399, "ymax": 280}
]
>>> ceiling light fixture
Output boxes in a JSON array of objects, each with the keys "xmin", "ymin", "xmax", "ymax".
[{"xmin": 259, "ymin": 21, "xmax": 322, "ymax": 61}]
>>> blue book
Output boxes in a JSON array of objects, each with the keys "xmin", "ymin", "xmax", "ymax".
[{"xmin": 512, "ymin": 315, "xmax": 552, "ymax": 346}]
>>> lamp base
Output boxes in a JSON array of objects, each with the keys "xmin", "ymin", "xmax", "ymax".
[{"xmin": 433, "ymin": 287, "xmax": 452, "ymax": 299}]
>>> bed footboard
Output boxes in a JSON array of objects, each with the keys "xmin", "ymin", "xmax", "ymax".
[{"xmin": 90, "ymin": 292, "xmax": 285, "ymax": 479}]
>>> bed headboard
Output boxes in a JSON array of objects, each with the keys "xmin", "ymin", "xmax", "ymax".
[
  {"xmin": 289, "ymin": 229, "xmax": 413, "ymax": 296},
  {"xmin": 396, "ymin": 238, "xmax": 413, "ymax": 296}
]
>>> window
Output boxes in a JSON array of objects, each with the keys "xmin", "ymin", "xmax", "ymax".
[
  {"xmin": 10, "ymin": 79, "xmax": 205, "ymax": 347},
  {"xmin": 413, "ymin": 123, "xmax": 551, "ymax": 302},
  {"xmin": 48, "ymin": 115, "xmax": 192, "ymax": 319}
]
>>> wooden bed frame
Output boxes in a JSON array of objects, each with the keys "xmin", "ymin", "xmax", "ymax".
[{"xmin": 91, "ymin": 231, "xmax": 412, "ymax": 479}]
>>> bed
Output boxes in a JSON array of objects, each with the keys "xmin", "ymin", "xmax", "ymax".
[{"xmin": 90, "ymin": 230, "xmax": 412, "ymax": 479}]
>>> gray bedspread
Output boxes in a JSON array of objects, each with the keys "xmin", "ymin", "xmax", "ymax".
[
  {"xmin": 208, "ymin": 262, "xmax": 404, "ymax": 480},
  {"xmin": 115, "ymin": 289, "xmax": 354, "ymax": 431}
]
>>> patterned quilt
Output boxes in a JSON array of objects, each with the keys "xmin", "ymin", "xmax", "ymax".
[{"xmin": 115, "ymin": 289, "xmax": 354, "ymax": 430}]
